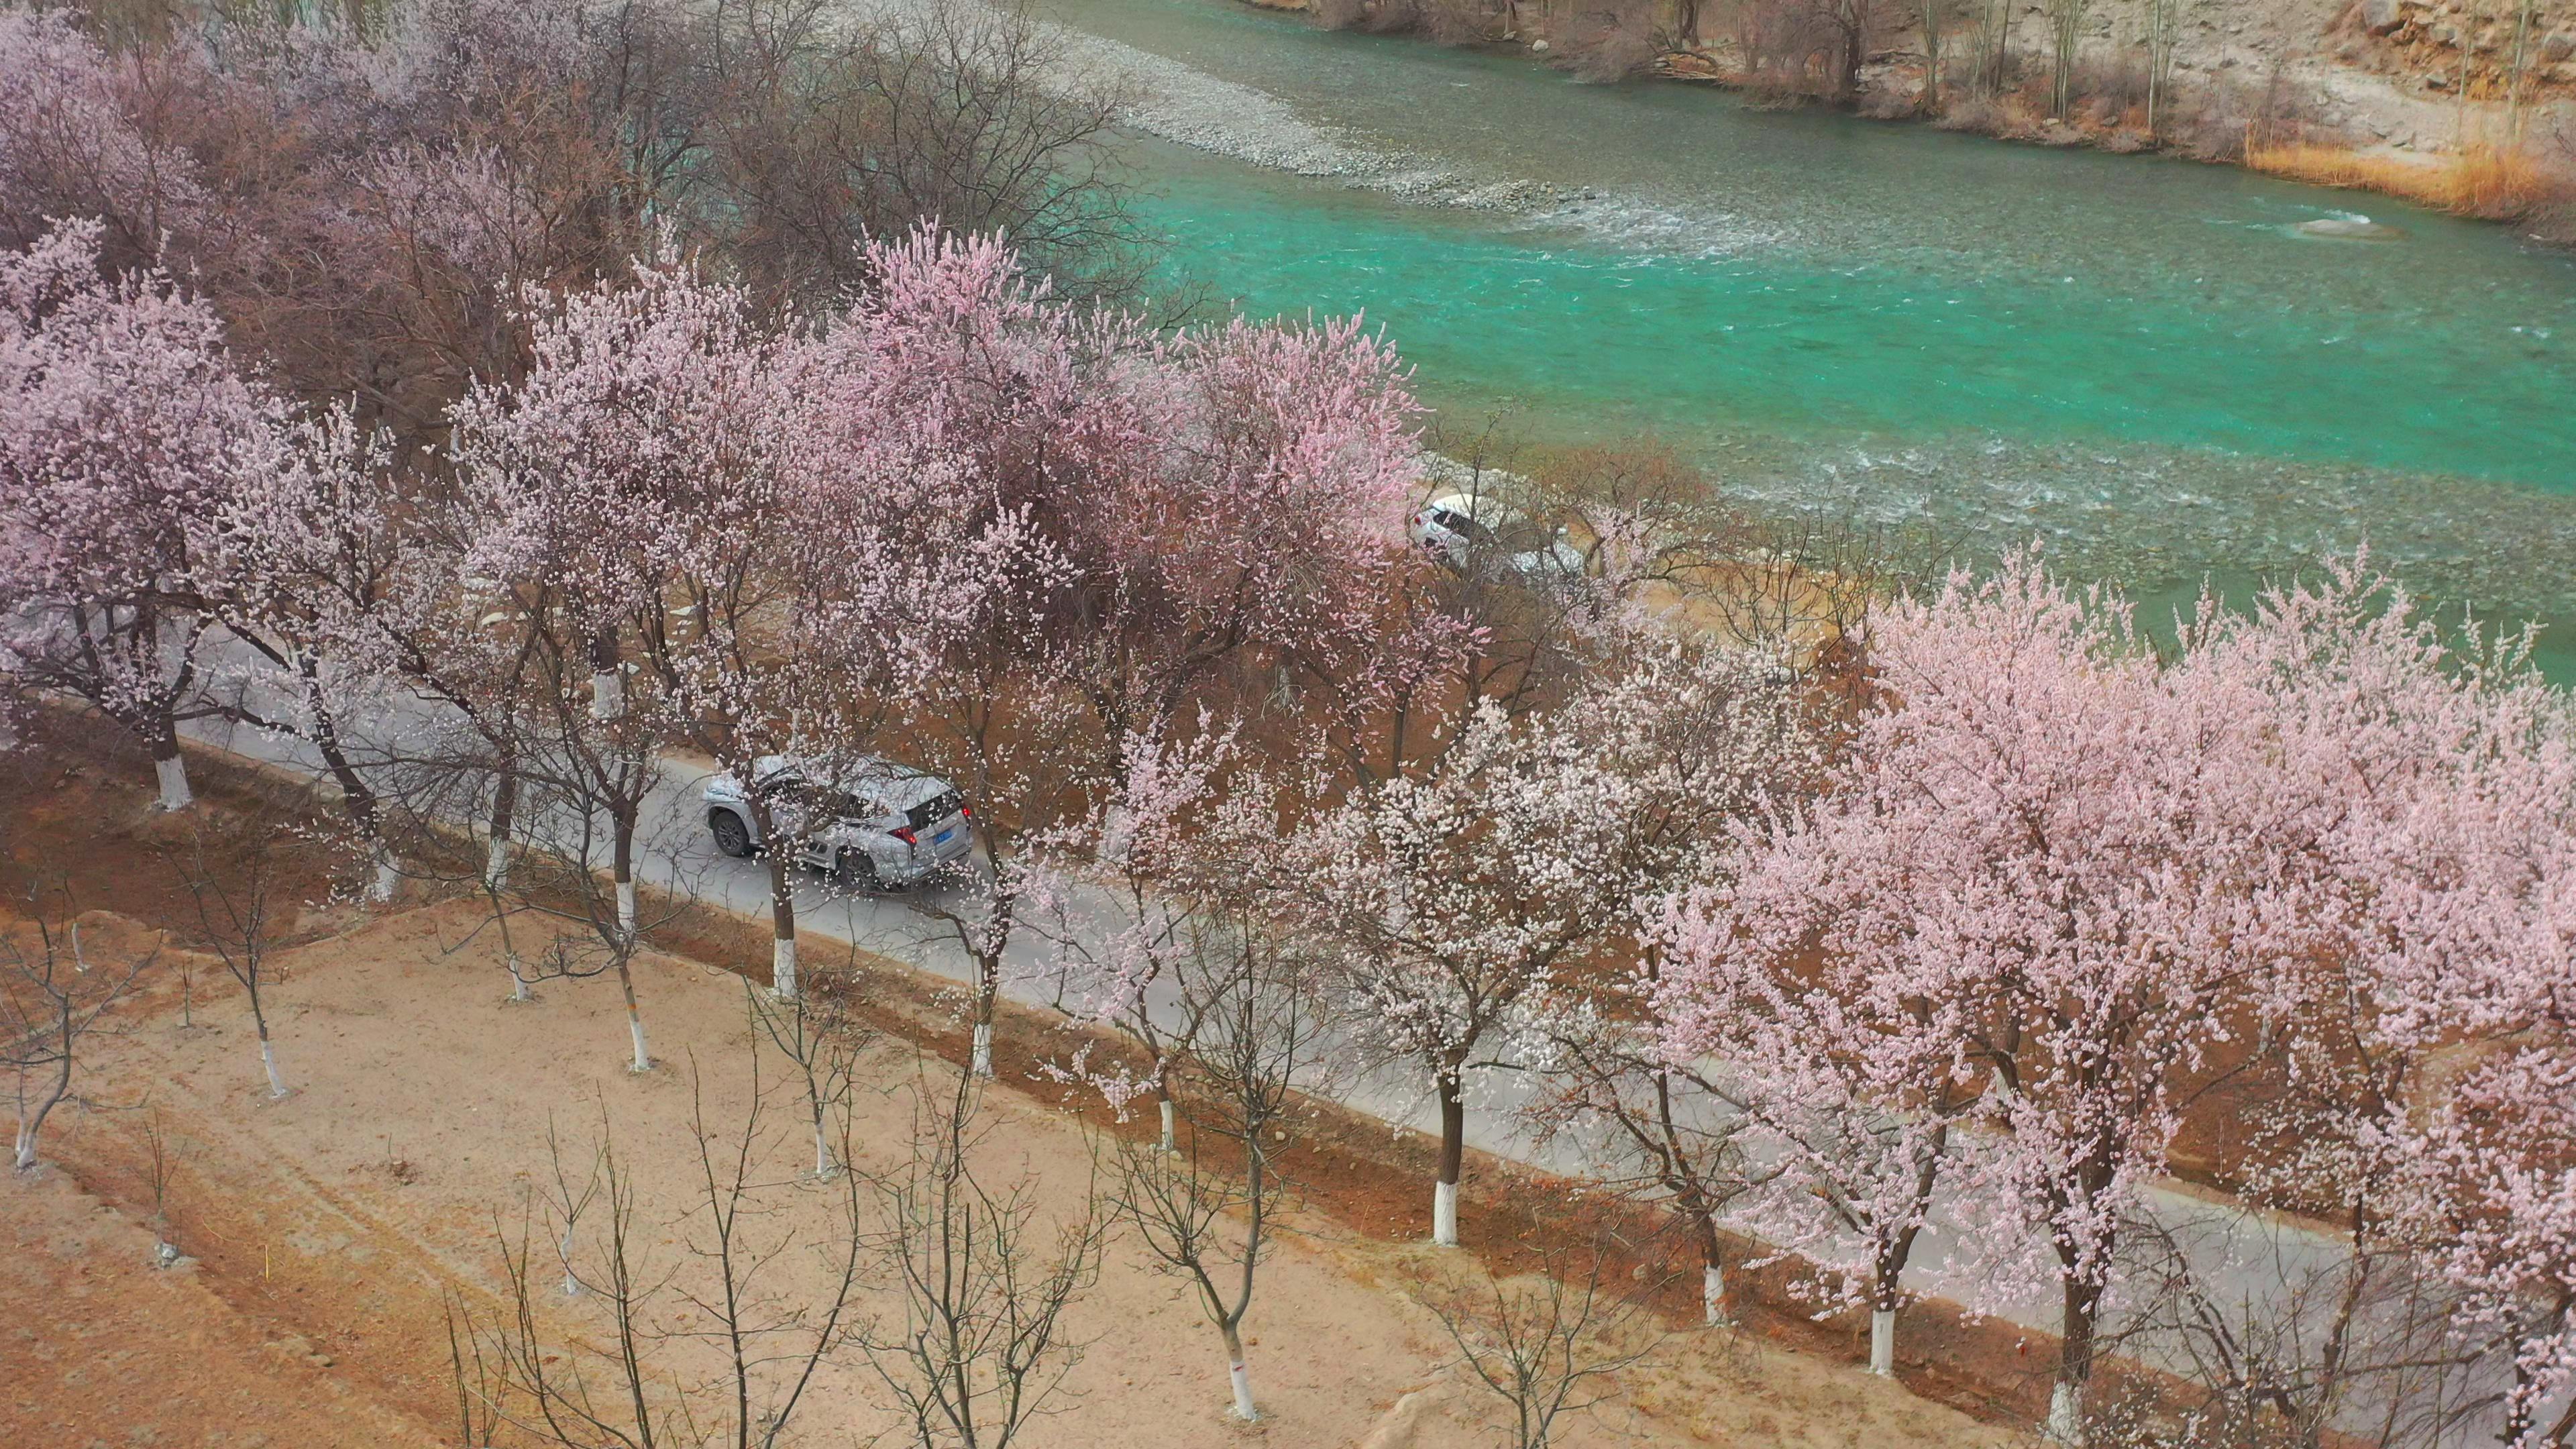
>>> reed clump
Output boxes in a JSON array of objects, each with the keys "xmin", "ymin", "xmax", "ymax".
[{"xmin": 2245, "ymin": 138, "xmax": 2572, "ymax": 222}]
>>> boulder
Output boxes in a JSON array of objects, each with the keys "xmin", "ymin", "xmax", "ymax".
[
  {"xmin": 2361, "ymin": 0, "xmax": 2405, "ymax": 37},
  {"xmin": 2543, "ymin": 32, "xmax": 2575, "ymax": 62},
  {"xmin": 2299, "ymin": 215, "xmax": 2406, "ymax": 240}
]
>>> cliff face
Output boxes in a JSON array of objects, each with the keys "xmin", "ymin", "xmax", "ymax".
[{"xmin": 2013, "ymin": 0, "xmax": 2576, "ymax": 151}]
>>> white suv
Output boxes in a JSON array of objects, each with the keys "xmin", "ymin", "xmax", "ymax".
[
  {"xmin": 1409, "ymin": 490, "xmax": 1585, "ymax": 584},
  {"xmin": 704, "ymin": 755, "xmax": 974, "ymax": 890}
]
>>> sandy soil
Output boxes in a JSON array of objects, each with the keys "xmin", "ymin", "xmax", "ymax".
[{"xmin": 2, "ymin": 896, "xmax": 2034, "ymax": 1449}]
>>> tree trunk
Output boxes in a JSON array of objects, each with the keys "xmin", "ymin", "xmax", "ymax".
[
  {"xmin": 257, "ymin": 1024, "xmax": 288, "ymax": 1099},
  {"xmin": 1221, "ymin": 1320, "xmax": 1257, "ymax": 1421},
  {"xmin": 587, "ymin": 627, "xmax": 622, "ymax": 721},
  {"xmin": 612, "ymin": 806, "xmax": 640, "ymax": 949},
  {"xmin": 1695, "ymin": 1214, "xmax": 1730, "ymax": 1326},
  {"xmin": 766, "ymin": 849, "xmax": 799, "ymax": 1000},
  {"xmin": 2048, "ymin": 1275, "xmax": 2102, "ymax": 1444},
  {"xmin": 1433, "ymin": 1069, "xmax": 1465, "ymax": 1247},
  {"xmin": 1871, "ymin": 1307, "xmax": 1898, "ymax": 1375},
  {"xmin": 1158, "ymin": 1091, "xmax": 1177, "ymax": 1155},
  {"xmin": 969, "ymin": 954, "xmax": 1000, "ymax": 1078},
  {"xmin": 14, "ymin": 1046, "xmax": 72, "ymax": 1170},
  {"xmin": 153, "ymin": 730, "xmax": 193, "ymax": 813},
  {"xmin": 485, "ymin": 766, "xmax": 517, "ymax": 891},
  {"xmin": 299, "ymin": 649, "xmax": 390, "ymax": 902},
  {"xmin": 616, "ymin": 958, "xmax": 651, "ymax": 1073}
]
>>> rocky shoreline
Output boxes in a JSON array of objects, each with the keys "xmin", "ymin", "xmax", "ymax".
[{"xmin": 1203, "ymin": 0, "xmax": 2576, "ymax": 241}]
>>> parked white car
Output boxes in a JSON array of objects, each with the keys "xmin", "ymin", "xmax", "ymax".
[
  {"xmin": 704, "ymin": 755, "xmax": 973, "ymax": 890},
  {"xmin": 1407, "ymin": 490, "xmax": 1586, "ymax": 584}
]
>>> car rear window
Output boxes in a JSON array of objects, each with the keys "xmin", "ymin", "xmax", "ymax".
[{"xmin": 906, "ymin": 791, "xmax": 965, "ymax": 832}]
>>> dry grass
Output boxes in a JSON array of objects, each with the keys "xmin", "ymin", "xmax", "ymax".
[{"xmin": 2245, "ymin": 138, "xmax": 2573, "ymax": 221}]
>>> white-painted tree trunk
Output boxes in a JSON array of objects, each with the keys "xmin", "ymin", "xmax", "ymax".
[
  {"xmin": 588, "ymin": 667, "xmax": 622, "ymax": 721},
  {"xmin": 369, "ymin": 853, "xmax": 399, "ymax": 904},
  {"xmin": 1159, "ymin": 1097, "xmax": 1177, "ymax": 1154},
  {"xmin": 484, "ymin": 837, "xmax": 510, "ymax": 892},
  {"xmin": 615, "ymin": 879, "xmax": 637, "ymax": 943},
  {"xmin": 1705, "ymin": 1264, "xmax": 1729, "ymax": 1327},
  {"xmin": 771, "ymin": 937, "xmax": 798, "ymax": 1000},
  {"xmin": 627, "ymin": 1010, "xmax": 651, "ymax": 1073},
  {"xmin": 970, "ymin": 1022, "xmax": 993, "ymax": 1078},
  {"xmin": 154, "ymin": 753, "xmax": 193, "ymax": 812},
  {"xmin": 260, "ymin": 1038, "xmax": 288, "ymax": 1099},
  {"xmin": 1228, "ymin": 1356, "xmax": 1256, "ymax": 1421},
  {"xmin": 1433, "ymin": 1180, "xmax": 1459, "ymax": 1247},
  {"xmin": 2046, "ymin": 1383, "xmax": 2085, "ymax": 1446},
  {"xmin": 1870, "ymin": 1309, "xmax": 1897, "ymax": 1376},
  {"xmin": 560, "ymin": 1223, "xmax": 580, "ymax": 1297},
  {"xmin": 506, "ymin": 953, "xmax": 531, "ymax": 1003},
  {"xmin": 13, "ymin": 1125, "xmax": 34, "ymax": 1171},
  {"xmin": 814, "ymin": 1118, "xmax": 834, "ymax": 1179}
]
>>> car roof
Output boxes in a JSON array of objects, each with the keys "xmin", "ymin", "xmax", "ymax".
[{"xmin": 1423, "ymin": 491, "xmax": 1525, "ymax": 527}]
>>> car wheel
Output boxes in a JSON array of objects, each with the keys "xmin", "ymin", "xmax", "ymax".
[
  {"xmin": 709, "ymin": 810, "xmax": 753, "ymax": 859},
  {"xmin": 835, "ymin": 850, "xmax": 883, "ymax": 894}
]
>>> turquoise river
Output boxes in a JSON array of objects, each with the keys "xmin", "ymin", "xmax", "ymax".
[{"xmin": 1036, "ymin": 0, "xmax": 2576, "ymax": 668}]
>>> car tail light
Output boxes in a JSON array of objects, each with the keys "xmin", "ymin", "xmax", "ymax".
[
  {"xmin": 959, "ymin": 804, "xmax": 973, "ymax": 819},
  {"xmin": 891, "ymin": 826, "xmax": 918, "ymax": 846}
]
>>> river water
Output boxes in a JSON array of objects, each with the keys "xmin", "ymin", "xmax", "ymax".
[{"xmin": 1032, "ymin": 0, "xmax": 2576, "ymax": 667}]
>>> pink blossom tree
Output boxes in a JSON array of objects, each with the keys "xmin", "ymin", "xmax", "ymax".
[
  {"xmin": 1034, "ymin": 718, "xmax": 1250, "ymax": 1148},
  {"xmin": 1283, "ymin": 690, "xmax": 1652, "ymax": 1248},
  {"xmin": 804, "ymin": 225, "xmax": 1423, "ymax": 1076},
  {"xmin": 1660, "ymin": 847, "xmax": 1982, "ymax": 1365},
  {"xmin": 2217, "ymin": 563, "xmax": 2576, "ymax": 1447},
  {"xmin": 0, "ymin": 219, "xmax": 284, "ymax": 810},
  {"xmin": 1660, "ymin": 553, "xmax": 2313, "ymax": 1443},
  {"xmin": 452, "ymin": 244, "xmax": 822, "ymax": 996},
  {"xmin": 1517, "ymin": 629, "xmax": 1822, "ymax": 1324}
]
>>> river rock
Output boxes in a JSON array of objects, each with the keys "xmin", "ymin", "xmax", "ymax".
[
  {"xmin": 2544, "ymin": 32, "xmax": 2575, "ymax": 62},
  {"xmin": 2298, "ymin": 215, "xmax": 2405, "ymax": 239},
  {"xmin": 2361, "ymin": 0, "xmax": 2405, "ymax": 36}
]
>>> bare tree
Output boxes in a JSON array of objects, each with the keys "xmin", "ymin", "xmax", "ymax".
[
  {"xmin": 2048, "ymin": 0, "xmax": 2092, "ymax": 120},
  {"xmin": 856, "ymin": 1068, "xmax": 1107, "ymax": 1449},
  {"xmin": 2143, "ymin": 0, "xmax": 2181, "ymax": 142},
  {"xmin": 1104, "ymin": 909, "xmax": 1334, "ymax": 1421},
  {"xmin": 694, "ymin": 0, "xmax": 1146, "ymax": 311},
  {"xmin": 2102, "ymin": 1199, "xmax": 2500, "ymax": 1449},
  {"xmin": 1529, "ymin": 1012, "xmax": 1771, "ymax": 1326},
  {"xmin": 449, "ymin": 1055, "xmax": 866, "ymax": 1449},
  {"xmin": 129, "ymin": 1104, "xmax": 184, "ymax": 1267},
  {"xmin": 1412, "ymin": 1238, "xmax": 1669, "ymax": 1449},
  {"xmin": 5, "ymin": 912, "xmax": 154, "ymax": 1171},
  {"xmin": 163, "ymin": 815, "xmax": 301, "ymax": 1099},
  {"xmin": 747, "ymin": 975, "xmax": 876, "ymax": 1181}
]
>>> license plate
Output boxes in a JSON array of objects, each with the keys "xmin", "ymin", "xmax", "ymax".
[{"xmin": 932, "ymin": 828, "xmax": 954, "ymax": 846}]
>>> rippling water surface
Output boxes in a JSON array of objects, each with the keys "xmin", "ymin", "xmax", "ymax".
[{"xmin": 1039, "ymin": 0, "xmax": 2576, "ymax": 667}]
